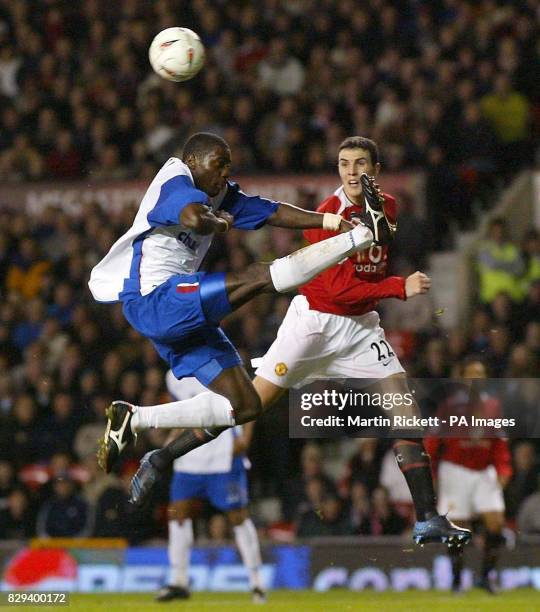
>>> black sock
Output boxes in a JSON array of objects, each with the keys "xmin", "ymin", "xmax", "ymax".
[
  {"xmin": 449, "ymin": 543, "xmax": 464, "ymax": 588},
  {"xmin": 482, "ymin": 531, "xmax": 503, "ymax": 579},
  {"xmin": 150, "ymin": 426, "xmax": 229, "ymax": 471},
  {"xmin": 393, "ymin": 439, "xmax": 437, "ymax": 522}
]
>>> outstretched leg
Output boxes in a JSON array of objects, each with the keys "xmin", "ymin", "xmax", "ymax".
[{"xmin": 100, "ymin": 226, "xmax": 372, "ymax": 472}]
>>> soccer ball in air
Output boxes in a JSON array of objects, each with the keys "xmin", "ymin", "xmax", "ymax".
[{"xmin": 149, "ymin": 27, "xmax": 205, "ymax": 82}]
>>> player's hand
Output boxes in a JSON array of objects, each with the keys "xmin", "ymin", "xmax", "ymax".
[
  {"xmin": 214, "ymin": 210, "xmax": 234, "ymax": 233},
  {"xmin": 405, "ymin": 271, "xmax": 431, "ymax": 298}
]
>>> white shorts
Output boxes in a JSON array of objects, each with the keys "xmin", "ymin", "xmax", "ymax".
[
  {"xmin": 254, "ymin": 295, "xmax": 404, "ymax": 389},
  {"xmin": 437, "ymin": 460, "xmax": 505, "ymax": 520}
]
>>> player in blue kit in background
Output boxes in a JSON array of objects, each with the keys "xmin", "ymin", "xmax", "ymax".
[
  {"xmin": 157, "ymin": 372, "xmax": 265, "ymax": 604},
  {"xmin": 90, "ymin": 132, "xmax": 393, "ymax": 496}
]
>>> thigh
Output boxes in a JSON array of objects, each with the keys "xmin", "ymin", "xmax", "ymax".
[
  {"xmin": 254, "ymin": 297, "xmax": 336, "ymax": 388},
  {"xmin": 123, "ymin": 273, "xmax": 209, "ymax": 342},
  {"xmin": 473, "ymin": 467, "xmax": 505, "ymax": 516},
  {"xmin": 224, "ymin": 263, "xmax": 273, "ymax": 310},
  {"xmin": 170, "ymin": 472, "xmax": 206, "ymax": 504},
  {"xmin": 206, "ymin": 468, "xmax": 249, "ymax": 512},
  {"xmin": 332, "ymin": 313, "xmax": 405, "ymax": 379},
  {"xmin": 437, "ymin": 461, "xmax": 475, "ymax": 521},
  {"xmin": 159, "ymin": 326, "xmax": 242, "ymax": 387}
]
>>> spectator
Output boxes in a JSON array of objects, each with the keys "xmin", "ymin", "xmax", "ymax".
[
  {"xmin": 4, "ymin": 394, "xmax": 40, "ymax": 466},
  {"xmin": 0, "ymin": 488, "xmax": 35, "ymax": 539},
  {"xmin": 258, "ymin": 39, "xmax": 305, "ymax": 97},
  {"xmin": 505, "ymin": 442, "xmax": 538, "ymax": 520},
  {"xmin": 283, "ymin": 443, "xmax": 337, "ymax": 521},
  {"xmin": 480, "ymin": 73, "xmax": 530, "ymax": 174},
  {"xmin": 36, "ymin": 473, "xmax": 89, "ymax": 537},
  {"xmin": 476, "ymin": 219, "xmax": 524, "ymax": 304},
  {"xmin": 0, "ymin": 460, "xmax": 17, "ymax": 511},
  {"xmin": 520, "ymin": 230, "xmax": 540, "ymax": 297},
  {"xmin": 6, "ymin": 238, "xmax": 51, "ymax": 300},
  {"xmin": 297, "ymin": 494, "xmax": 350, "ymax": 537},
  {"xmin": 341, "ymin": 439, "xmax": 382, "ymax": 496},
  {"xmin": 368, "ymin": 486, "xmax": 407, "ymax": 536},
  {"xmin": 516, "ymin": 482, "xmax": 540, "ymax": 534}
]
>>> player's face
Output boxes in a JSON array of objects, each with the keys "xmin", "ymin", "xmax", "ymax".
[
  {"xmin": 191, "ymin": 146, "xmax": 232, "ymax": 196},
  {"xmin": 463, "ymin": 362, "xmax": 487, "ymax": 379},
  {"xmin": 338, "ymin": 148, "xmax": 380, "ymax": 204}
]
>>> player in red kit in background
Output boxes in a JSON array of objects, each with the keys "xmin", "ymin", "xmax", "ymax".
[
  {"xmin": 425, "ymin": 357, "xmax": 512, "ymax": 593},
  {"xmin": 112, "ymin": 137, "xmax": 471, "ymax": 546}
]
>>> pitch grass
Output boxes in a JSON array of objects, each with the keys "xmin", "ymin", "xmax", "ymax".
[{"xmin": 30, "ymin": 589, "xmax": 540, "ymax": 611}]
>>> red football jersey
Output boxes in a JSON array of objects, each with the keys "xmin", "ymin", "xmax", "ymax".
[
  {"xmin": 300, "ymin": 186, "xmax": 406, "ymax": 316},
  {"xmin": 425, "ymin": 436, "xmax": 512, "ymax": 479},
  {"xmin": 425, "ymin": 388, "xmax": 513, "ymax": 478}
]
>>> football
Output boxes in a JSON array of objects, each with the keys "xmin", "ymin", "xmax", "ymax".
[{"xmin": 148, "ymin": 27, "xmax": 205, "ymax": 82}]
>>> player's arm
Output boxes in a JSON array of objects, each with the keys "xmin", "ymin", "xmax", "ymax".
[
  {"xmin": 233, "ymin": 421, "xmax": 255, "ymax": 456},
  {"xmin": 180, "ymin": 203, "xmax": 233, "ymax": 235},
  {"xmin": 266, "ymin": 202, "xmax": 353, "ymax": 233}
]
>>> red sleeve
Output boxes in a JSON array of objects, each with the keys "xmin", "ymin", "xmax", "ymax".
[
  {"xmin": 320, "ymin": 261, "xmax": 406, "ymax": 305},
  {"xmin": 424, "ymin": 437, "xmax": 442, "ymax": 478},
  {"xmin": 490, "ymin": 438, "xmax": 513, "ymax": 479}
]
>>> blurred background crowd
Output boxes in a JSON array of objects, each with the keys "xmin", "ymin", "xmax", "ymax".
[
  {"xmin": 0, "ymin": 0, "xmax": 538, "ymax": 245},
  {"xmin": 0, "ymin": 201, "xmax": 539, "ymax": 543},
  {"xmin": 0, "ymin": 0, "xmax": 539, "ymax": 544}
]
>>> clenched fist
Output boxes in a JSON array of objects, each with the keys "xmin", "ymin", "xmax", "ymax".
[
  {"xmin": 405, "ymin": 271, "xmax": 431, "ymax": 298},
  {"xmin": 214, "ymin": 210, "xmax": 234, "ymax": 233}
]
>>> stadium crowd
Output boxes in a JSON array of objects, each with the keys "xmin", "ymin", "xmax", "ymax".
[
  {"xmin": 0, "ymin": 0, "xmax": 538, "ymax": 247},
  {"xmin": 0, "ymin": 196, "xmax": 539, "ymax": 542},
  {"xmin": 0, "ymin": 0, "xmax": 539, "ymax": 543}
]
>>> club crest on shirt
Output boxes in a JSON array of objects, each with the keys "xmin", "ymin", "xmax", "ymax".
[{"xmin": 275, "ymin": 362, "xmax": 288, "ymax": 376}]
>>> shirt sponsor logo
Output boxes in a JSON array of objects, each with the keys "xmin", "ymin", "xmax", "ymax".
[{"xmin": 177, "ymin": 231, "xmax": 200, "ymax": 251}]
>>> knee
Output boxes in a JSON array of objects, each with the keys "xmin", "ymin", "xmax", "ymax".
[
  {"xmin": 244, "ymin": 263, "xmax": 273, "ymax": 292},
  {"xmin": 227, "ymin": 508, "xmax": 248, "ymax": 526},
  {"xmin": 231, "ymin": 389, "xmax": 262, "ymax": 423}
]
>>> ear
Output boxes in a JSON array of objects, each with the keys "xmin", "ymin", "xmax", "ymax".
[
  {"xmin": 185, "ymin": 154, "xmax": 197, "ymax": 170},
  {"xmin": 374, "ymin": 162, "xmax": 381, "ymax": 177}
]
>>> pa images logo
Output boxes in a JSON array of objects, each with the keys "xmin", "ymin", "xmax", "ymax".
[{"xmin": 275, "ymin": 362, "xmax": 288, "ymax": 376}]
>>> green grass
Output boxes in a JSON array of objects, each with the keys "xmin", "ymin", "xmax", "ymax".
[{"xmin": 23, "ymin": 589, "xmax": 540, "ymax": 611}]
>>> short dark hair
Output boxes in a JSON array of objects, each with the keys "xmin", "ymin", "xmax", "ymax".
[
  {"xmin": 338, "ymin": 136, "xmax": 379, "ymax": 165},
  {"xmin": 182, "ymin": 132, "xmax": 229, "ymax": 161}
]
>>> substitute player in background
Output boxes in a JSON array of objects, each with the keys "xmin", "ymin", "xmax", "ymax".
[
  {"xmin": 425, "ymin": 357, "xmax": 512, "ymax": 593},
  {"xmin": 117, "ymin": 137, "xmax": 471, "ymax": 547},
  {"xmin": 157, "ymin": 372, "xmax": 265, "ymax": 604}
]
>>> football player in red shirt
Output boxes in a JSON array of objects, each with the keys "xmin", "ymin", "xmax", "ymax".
[
  {"xmin": 425, "ymin": 357, "xmax": 512, "ymax": 593},
  {"xmin": 111, "ymin": 137, "xmax": 471, "ymax": 546}
]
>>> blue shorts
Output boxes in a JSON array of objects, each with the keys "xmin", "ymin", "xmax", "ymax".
[
  {"xmin": 170, "ymin": 463, "xmax": 248, "ymax": 511},
  {"xmin": 122, "ymin": 272, "xmax": 242, "ymax": 386}
]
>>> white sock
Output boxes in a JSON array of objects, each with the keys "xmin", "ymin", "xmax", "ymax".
[
  {"xmin": 131, "ymin": 392, "xmax": 236, "ymax": 432},
  {"xmin": 168, "ymin": 519, "xmax": 193, "ymax": 588},
  {"xmin": 269, "ymin": 224, "xmax": 373, "ymax": 292},
  {"xmin": 233, "ymin": 518, "xmax": 264, "ymax": 591}
]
